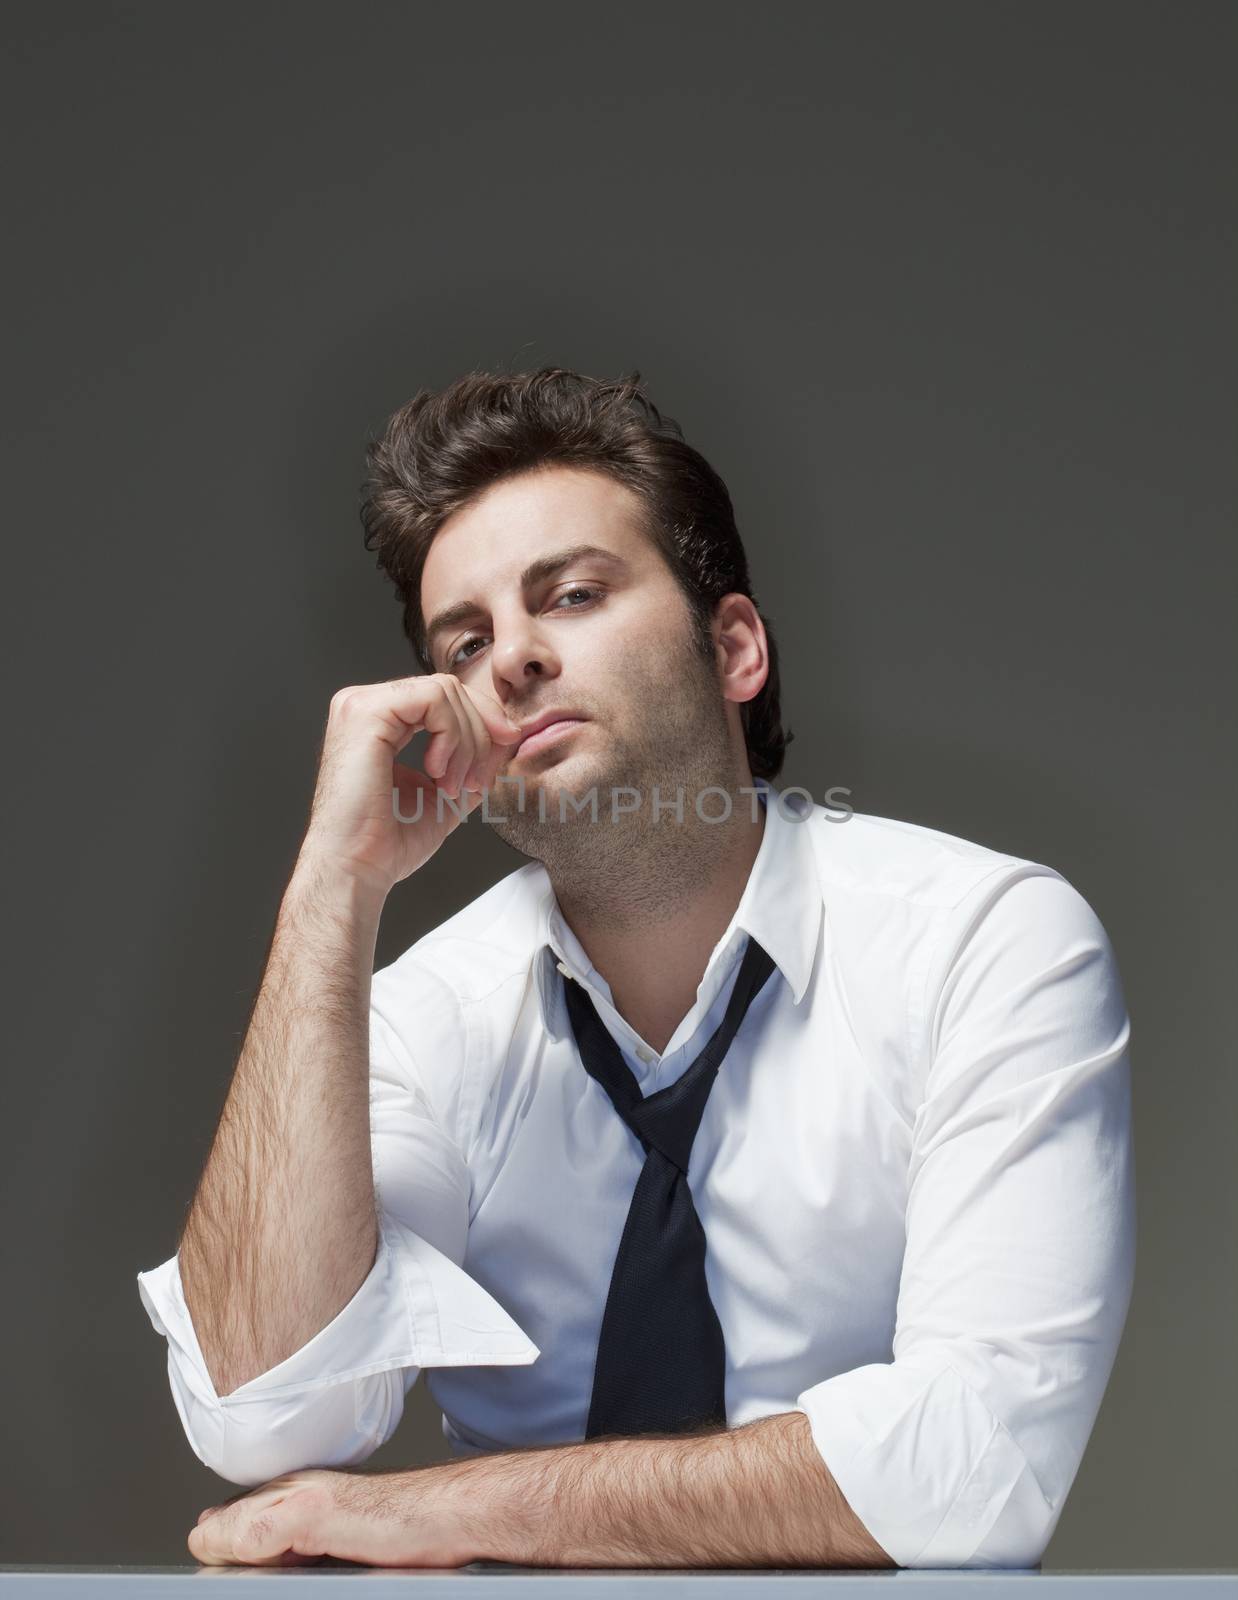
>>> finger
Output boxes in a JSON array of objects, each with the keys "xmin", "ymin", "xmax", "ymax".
[
  {"xmin": 468, "ymin": 686, "xmax": 524, "ymax": 747},
  {"xmin": 392, "ymin": 761, "xmax": 435, "ymax": 816},
  {"xmin": 188, "ymin": 1488, "xmax": 290, "ymax": 1566},
  {"xmin": 452, "ymin": 688, "xmax": 494, "ymax": 792},
  {"xmin": 189, "ymin": 1511, "xmax": 240, "ymax": 1565},
  {"xmin": 376, "ymin": 674, "xmax": 457, "ymax": 759},
  {"xmin": 194, "ymin": 1486, "xmax": 274, "ymax": 1530},
  {"xmin": 444, "ymin": 680, "xmax": 481, "ymax": 797},
  {"xmin": 191, "ymin": 1504, "xmax": 290, "ymax": 1567},
  {"xmin": 475, "ymin": 730, "xmax": 513, "ymax": 795},
  {"xmin": 462, "ymin": 689, "xmax": 525, "ymax": 789},
  {"xmin": 414, "ymin": 679, "xmax": 468, "ymax": 791},
  {"xmin": 229, "ymin": 1505, "xmax": 296, "ymax": 1566}
]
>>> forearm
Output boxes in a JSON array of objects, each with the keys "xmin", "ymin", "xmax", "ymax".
[
  {"xmin": 431, "ymin": 1410, "xmax": 896, "ymax": 1569},
  {"xmin": 178, "ymin": 853, "xmax": 387, "ymax": 1398}
]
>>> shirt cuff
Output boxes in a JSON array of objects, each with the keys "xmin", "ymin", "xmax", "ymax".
[
  {"xmin": 794, "ymin": 1360, "xmax": 1053, "ymax": 1568},
  {"xmin": 137, "ymin": 1211, "xmax": 540, "ymax": 1409}
]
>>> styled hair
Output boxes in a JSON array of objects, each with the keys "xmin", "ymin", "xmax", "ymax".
[{"xmin": 359, "ymin": 366, "xmax": 794, "ymax": 781}]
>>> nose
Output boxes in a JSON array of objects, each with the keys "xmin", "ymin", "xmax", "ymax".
[{"xmin": 489, "ymin": 609, "xmax": 562, "ymax": 696}]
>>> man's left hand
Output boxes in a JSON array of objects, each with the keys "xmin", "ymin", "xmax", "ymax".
[{"xmin": 187, "ymin": 1467, "xmax": 475, "ymax": 1568}]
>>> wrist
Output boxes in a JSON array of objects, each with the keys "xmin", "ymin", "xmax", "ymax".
[
  {"xmin": 287, "ymin": 849, "xmax": 390, "ymax": 922},
  {"xmin": 397, "ymin": 1457, "xmax": 531, "ymax": 1567}
]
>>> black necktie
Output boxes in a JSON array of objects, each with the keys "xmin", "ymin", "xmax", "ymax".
[{"xmin": 561, "ymin": 934, "xmax": 777, "ymax": 1439}]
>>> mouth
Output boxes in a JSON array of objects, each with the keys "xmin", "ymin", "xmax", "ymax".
[{"xmin": 515, "ymin": 716, "xmax": 589, "ymax": 759}]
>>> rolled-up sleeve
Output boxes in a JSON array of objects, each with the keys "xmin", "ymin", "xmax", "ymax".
[
  {"xmin": 793, "ymin": 866, "xmax": 1136, "ymax": 1568},
  {"xmin": 136, "ymin": 978, "xmax": 539, "ymax": 1486}
]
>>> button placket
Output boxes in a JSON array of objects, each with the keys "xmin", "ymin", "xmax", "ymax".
[{"xmin": 558, "ymin": 957, "xmax": 660, "ymax": 1083}]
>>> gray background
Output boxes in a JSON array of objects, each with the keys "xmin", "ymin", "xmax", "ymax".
[{"xmin": 1, "ymin": 0, "xmax": 1233, "ymax": 1570}]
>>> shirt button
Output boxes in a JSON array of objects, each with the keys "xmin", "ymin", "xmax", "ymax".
[
  {"xmin": 635, "ymin": 1045, "xmax": 655, "ymax": 1064},
  {"xmin": 555, "ymin": 960, "xmax": 571, "ymax": 977}
]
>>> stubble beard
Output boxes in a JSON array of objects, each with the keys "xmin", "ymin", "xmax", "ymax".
[{"xmin": 482, "ymin": 638, "xmax": 748, "ymax": 931}]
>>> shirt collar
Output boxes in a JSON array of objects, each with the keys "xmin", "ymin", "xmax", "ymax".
[{"xmin": 530, "ymin": 776, "xmax": 824, "ymax": 1041}]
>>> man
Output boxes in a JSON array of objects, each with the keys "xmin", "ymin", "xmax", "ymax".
[{"xmin": 136, "ymin": 367, "xmax": 1135, "ymax": 1571}]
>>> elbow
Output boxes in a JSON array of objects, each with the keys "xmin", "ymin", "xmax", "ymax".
[
  {"xmin": 169, "ymin": 1364, "xmax": 406, "ymax": 1487},
  {"xmin": 937, "ymin": 1462, "xmax": 1062, "ymax": 1570},
  {"xmin": 206, "ymin": 1416, "xmax": 380, "ymax": 1490}
]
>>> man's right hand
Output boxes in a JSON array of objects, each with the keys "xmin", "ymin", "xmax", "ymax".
[{"xmin": 298, "ymin": 674, "xmax": 524, "ymax": 896}]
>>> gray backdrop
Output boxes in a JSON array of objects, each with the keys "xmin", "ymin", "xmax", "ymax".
[{"xmin": 1, "ymin": 0, "xmax": 1233, "ymax": 1570}]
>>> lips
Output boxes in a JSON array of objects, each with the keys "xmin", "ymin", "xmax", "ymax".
[
  {"xmin": 516, "ymin": 709, "xmax": 587, "ymax": 741},
  {"xmin": 515, "ymin": 713, "xmax": 588, "ymax": 757}
]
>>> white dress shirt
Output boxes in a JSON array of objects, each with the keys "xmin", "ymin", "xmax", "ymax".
[{"xmin": 137, "ymin": 776, "xmax": 1135, "ymax": 1569}]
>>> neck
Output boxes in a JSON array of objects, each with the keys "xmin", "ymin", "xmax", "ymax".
[{"xmin": 550, "ymin": 786, "xmax": 767, "ymax": 1056}]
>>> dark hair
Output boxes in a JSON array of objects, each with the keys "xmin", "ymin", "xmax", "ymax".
[{"xmin": 359, "ymin": 367, "xmax": 794, "ymax": 781}]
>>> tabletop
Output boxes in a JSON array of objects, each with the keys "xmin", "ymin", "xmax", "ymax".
[{"xmin": 1, "ymin": 1568, "xmax": 1235, "ymax": 1598}]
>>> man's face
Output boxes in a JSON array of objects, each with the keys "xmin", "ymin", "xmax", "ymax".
[{"xmin": 419, "ymin": 464, "xmax": 737, "ymax": 843}]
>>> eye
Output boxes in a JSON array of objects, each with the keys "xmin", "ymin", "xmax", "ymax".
[
  {"xmin": 447, "ymin": 586, "xmax": 602, "ymax": 668},
  {"xmin": 553, "ymin": 585, "xmax": 600, "ymax": 610},
  {"xmin": 450, "ymin": 636, "xmax": 486, "ymax": 666}
]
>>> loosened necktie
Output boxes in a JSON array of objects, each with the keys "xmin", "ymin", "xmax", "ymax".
[{"xmin": 561, "ymin": 934, "xmax": 777, "ymax": 1439}]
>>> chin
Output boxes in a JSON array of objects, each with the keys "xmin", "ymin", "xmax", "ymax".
[{"xmin": 503, "ymin": 753, "xmax": 623, "ymax": 820}]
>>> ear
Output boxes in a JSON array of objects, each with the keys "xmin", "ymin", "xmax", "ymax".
[{"xmin": 712, "ymin": 594, "xmax": 769, "ymax": 707}]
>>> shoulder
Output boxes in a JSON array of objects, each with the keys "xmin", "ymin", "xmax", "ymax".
[
  {"xmin": 802, "ymin": 802, "xmax": 1121, "ymax": 1095},
  {"xmin": 799, "ymin": 804, "xmax": 1049, "ymax": 993},
  {"xmin": 803, "ymin": 801, "xmax": 1035, "ymax": 910},
  {"xmin": 793, "ymin": 802, "xmax": 1098, "ymax": 1094},
  {"xmin": 804, "ymin": 799, "xmax": 1111, "ymax": 965},
  {"xmin": 807, "ymin": 805, "xmax": 1111, "ymax": 968}
]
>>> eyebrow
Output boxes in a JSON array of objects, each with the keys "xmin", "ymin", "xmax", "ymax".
[{"xmin": 425, "ymin": 543, "xmax": 630, "ymax": 664}]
